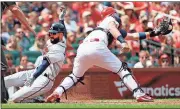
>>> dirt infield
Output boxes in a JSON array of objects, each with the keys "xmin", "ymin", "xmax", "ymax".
[
  {"xmin": 55, "ymin": 94, "xmax": 180, "ymax": 105},
  {"xmin": 2, "ymin": 99, "xmax": 180, "ymax": 108},
  {"xmin": 61, "ymin": 99, "xmax": 180, "ymax": 105}
]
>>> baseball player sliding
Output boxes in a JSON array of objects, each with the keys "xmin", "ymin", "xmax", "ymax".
[
  {"xmin": 4, "ymin": 7, "xmax": 67, "ymax": 103},
  {"xmin": 46, "ymin": 7, "xmax": 173, "ymax": 102}
]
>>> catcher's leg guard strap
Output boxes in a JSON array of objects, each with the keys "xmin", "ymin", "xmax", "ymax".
[
  {"xmin": 121, "ymin": 73, "xmax": 132, "ymax": 81},
  {"xmin": 72, "ymin": 73, "xmax": 85, "ymax": 85},
  {"xmin": 67, "ymin": 73, "xmax": 85, "ymax": 86},
  {"xmin": 133, "ymin": 87, "xmax": 144, "ymax": 94},
  {"xmin": 115, "ymin": 62, "xmax": 128, "ymax": 74},
  {"xmin": 59, "ymin": 86, "xmax": 67, "ymax": 99}
]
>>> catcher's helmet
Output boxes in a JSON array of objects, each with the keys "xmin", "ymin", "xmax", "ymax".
[
  {"xmin": 101, "ymin": 7, "xmax": 116, "ymax": 18},
  {"xmin": 101, "ymin": 7, "xmax": 121, "ymax": 25},
  {"xmin": 49, "ymin": 22, "xmax": 65, "ymax": 34}
]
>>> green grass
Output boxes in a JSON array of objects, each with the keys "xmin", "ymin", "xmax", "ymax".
[
  {"xmin": 2, "ymin": 99, "xmax": 180, "ymax": 108},
  {"xmin": 2, "ymin": 103, "xmax": 180, "ymax": 108}
]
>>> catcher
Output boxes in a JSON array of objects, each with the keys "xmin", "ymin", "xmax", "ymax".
[{"xmin": 46, "ymin": 7, "xmax": 173, "ymax": 102}]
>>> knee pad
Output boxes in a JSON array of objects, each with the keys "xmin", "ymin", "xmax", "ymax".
[
  {"xmin": 66, "ymin": 73, "xmax": 85, "ymax": 86},
  {"xmin": 116, "ymin": 62, "xmax": 141, "ymax": 92},
  {"xmin": 59, "ymin": 73, "xmax": 85, "ymax": 99},
  {"xmin": 116, "ymin": 62, "xmax": 132, "ymax": 79}
]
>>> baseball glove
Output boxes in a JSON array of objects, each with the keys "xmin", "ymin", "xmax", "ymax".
[
  {"xmin": 150, "ymin": 18, "xmax": 173, "ymax": 37},
  {"xmin": 159, "ymin": 18, "xmax": 173, "ymax": 35}
]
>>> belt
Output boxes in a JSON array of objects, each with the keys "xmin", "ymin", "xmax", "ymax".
[
  {"xmin": 90, "ymin": 38, "xmax": 99, "ymax": 42},
  {"xmin": 43, "ymin": 73, "xmax": 54, "ymax": 81}
]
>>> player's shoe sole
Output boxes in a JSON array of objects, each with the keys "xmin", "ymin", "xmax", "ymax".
[{"xmin": 136, "ymin": 94, "xmax": 154, "ymax": 102}]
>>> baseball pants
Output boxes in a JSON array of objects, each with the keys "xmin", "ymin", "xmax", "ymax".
[
  {"xmin": 56, "ymin": 41, "xmax": 139, "ymax": 96},
  {"xmin": 5, "ymin": 69, "xmax": 53, "ymax": 102}
]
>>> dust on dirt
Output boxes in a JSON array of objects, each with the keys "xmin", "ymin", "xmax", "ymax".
[{"xmin": 60, "ymin": 99, "xmax": 180, "ymax": 105}]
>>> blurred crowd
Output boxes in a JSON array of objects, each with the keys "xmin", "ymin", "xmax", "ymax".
[{"xmin": 1, "ymin": 2, "xmax": 180, "ymax": 76}]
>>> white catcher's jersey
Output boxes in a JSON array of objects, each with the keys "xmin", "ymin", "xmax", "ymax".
[
  {"xmin": 84, "ymin": 16, "xmax": 119, "ymax": 46},
  {"xmin": 41, "ymin": 37, "xmax": 66, "ymax": 79}
]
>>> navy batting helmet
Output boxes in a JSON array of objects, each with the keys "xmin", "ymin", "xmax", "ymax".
[
  {"xmin": 49, "ymin": 22, "xmax": 65, "ymax": 34},
  {"xmin": 48, "ymin": 22, "xmax": 65, "ymax": 44}
]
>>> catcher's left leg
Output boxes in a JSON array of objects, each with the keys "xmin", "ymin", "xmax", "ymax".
[
  {"xmin": 115, "ymin": 62, "xmax": 154, "ymax": 102},
  {"xmin": 96, "ymin": 49, "xmax": 153, "ymax": 102},
  {"xmin": 10, "ymin": 75, "xmax": 53, "ymax": 103}
]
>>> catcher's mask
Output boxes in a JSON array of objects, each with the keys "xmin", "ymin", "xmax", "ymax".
[{"xmin": 48, "ymin": 22, "xmax": 65, "ymax": 44}]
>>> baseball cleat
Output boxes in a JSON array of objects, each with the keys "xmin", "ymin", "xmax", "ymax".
[
  {"xmin": 136, "ymin": 94, "xmax": 154, "ymax": 102},
  {"xmin": 45, "ymin": 92, "xmax": 60, "ymax": 103}
]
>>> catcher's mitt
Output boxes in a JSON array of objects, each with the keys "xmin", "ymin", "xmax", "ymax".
[{"xmin": 159, "ymin": 18, "xmax": 173, "ymax": 35}]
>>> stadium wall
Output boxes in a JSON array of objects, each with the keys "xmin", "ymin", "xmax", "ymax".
[{"xmin": 46, "ymin": 67, "xmax": 180, "ymax": 100}]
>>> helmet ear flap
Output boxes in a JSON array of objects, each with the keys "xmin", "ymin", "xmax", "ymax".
[{"xmin": 58, "ymin": 32, "xmax": 64, "ymax": 39}]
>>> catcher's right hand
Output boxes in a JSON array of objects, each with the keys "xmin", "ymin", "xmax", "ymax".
[{"xmin": 121, "ymin": 42, "xmax": 131, "ymax": 53}]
